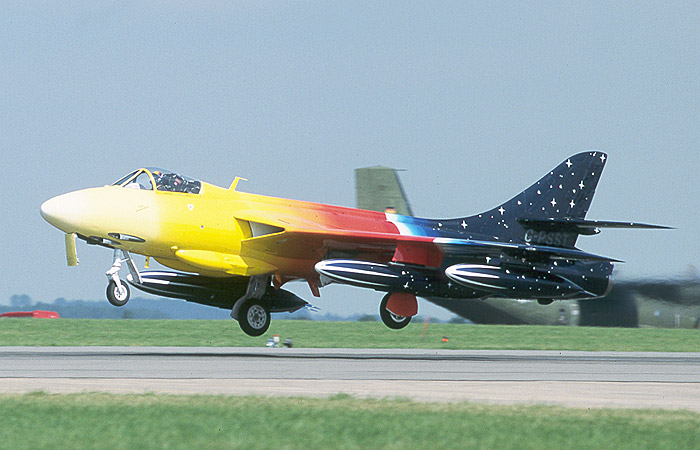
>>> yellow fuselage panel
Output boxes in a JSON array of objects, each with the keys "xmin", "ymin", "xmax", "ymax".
[
  {"xmin": 41, "ymin": 186, "xmax": 161, "ymax": 253},
  {"xmin": 42, "ymin": 184, "xmax": 241, "ymax": 258},
  {"xmin": 42, "ymin": 180, "xmax": 396, "ymax": 279},
  {"xmin": 174, "ymin": 249, "xmax": 277, "ymax": 276}
]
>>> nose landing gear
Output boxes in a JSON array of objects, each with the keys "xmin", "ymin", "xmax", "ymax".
[
  {"xmin": 105, "ymin": 249, "xmax": 141, "ymax": 307},
  {"xmin": 107, "ymin": 279, "xmax": 130, "ymax": 307}
]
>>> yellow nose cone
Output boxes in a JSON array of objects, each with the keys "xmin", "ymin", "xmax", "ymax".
[
  {"xmin": 40, "ymin": 190, "xmax": 90, "ymax": 233},
  {"xmin": 41, "ymin": 195, "xmax": 68, "ymax": 231}
]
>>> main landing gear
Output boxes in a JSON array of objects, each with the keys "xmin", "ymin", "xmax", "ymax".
[
  {"xmin": 231, "ymin": 275, "xmax": 272, "ymax": 337},
  {"xmin": 229, "ymin": 276, "xmax": 317, "ymax": 336},
  {"xmin": 379, "ymin": 292, "xmax": 414, "ymax": 330},
  {"xmin": 105, "ymin": 249, "xmax": 141, "ymax": 307},
  {"xmin": 237, "ymin": 297, "xmax": 271, "ymax": 337}
]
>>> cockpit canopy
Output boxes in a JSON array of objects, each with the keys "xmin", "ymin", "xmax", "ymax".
[{"xmin": 112, "ymin": 168, "xmax": 202, "ymax": 194}]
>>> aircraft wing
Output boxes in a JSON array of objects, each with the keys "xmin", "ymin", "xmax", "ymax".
[
  {"xmin": 236, "ymin": 213, "xmax": 620, "ymax": 275},
  {"xmin": 238, "ymin": 226, "xmax": 414, "ymax": 260},
  {"xmin": 231, "ymin": 210, "xmax": 407, "ymax": 274}
]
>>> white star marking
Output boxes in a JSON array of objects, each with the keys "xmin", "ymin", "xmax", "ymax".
[
  {"xmin": 565, "ymin": 159, "xmax": 572, "ymax": 168},
  {"xmin": 498, "ymin": 206, "xmax": 505, "ymax": 215},
  {"xmin": 485, "ymin": 256, "xmax": 492, "ymax": 264},
  {"xmin": 461, "ymin": 220, "xmax": 467, "ymax": 229},
  {"xmin": 570, "ymin": 200, "xmax": 575, "ymax": 208},
  {"xmin": 600, "ymin": 154, "xmax": 606, "ymax": 163},
  {"xmin": 403, "ymin": 282, "xmax": 410, "ymax": 289},
  {"xmin": 579, "ymin": 181, "xmax": 585, "ymax": 189},
  {"xmin": 550, "ymin": 198, "xmax": 557, "ymax": 207}
]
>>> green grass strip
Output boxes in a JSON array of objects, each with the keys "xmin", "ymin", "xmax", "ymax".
[
  {"xmin": 1, "ymin": 319, "xmax": 699, "ymax": 351},
  {"xmin": 0, "ymin": 393, "xmax": 699, "ymax": 450}
]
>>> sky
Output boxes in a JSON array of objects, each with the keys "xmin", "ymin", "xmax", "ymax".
[{"xmin": 2, "ymin": 2, "xmax": 698, "ymax": 320}]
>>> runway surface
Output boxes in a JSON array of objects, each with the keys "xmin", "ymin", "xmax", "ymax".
[{"xmin": 2, "ymin": 347, "xmax": 699, "ymax": 411}]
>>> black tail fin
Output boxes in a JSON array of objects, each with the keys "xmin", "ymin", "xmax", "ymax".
[{"xmin": 457, "ymin": 151, "xmax": 608, "ymax": 248}]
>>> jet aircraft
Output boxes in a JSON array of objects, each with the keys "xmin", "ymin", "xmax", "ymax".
[{"xmin": 40, "ymin": 152, "xmax": 668, "ymax": 335}]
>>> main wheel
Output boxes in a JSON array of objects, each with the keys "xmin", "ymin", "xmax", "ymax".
[
  {"xmin": 107, "ymin": 280, "xmax": 130, "ymax": 307},
  {"xmin": 379, "ymin": 293, "xmax": 411, "ymax": 330},
  {"xmin": 238, "ymin": 298, "xmax": 271, "ymax": 337}
]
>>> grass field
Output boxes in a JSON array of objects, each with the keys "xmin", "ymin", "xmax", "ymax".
[
  {"xmin": 1, "ymin": 318, "xmax": 699, "ymax": 351},
  {"xmin": 1, "ymin": 393, "xmax": 698, "ymax": 450},
  {"xmin": 2, "ymin": 322, "xmax": 699, "ymax": 449}
]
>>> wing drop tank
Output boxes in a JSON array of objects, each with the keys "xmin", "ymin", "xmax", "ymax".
[{"xmin": 445, "ymin": 264, "xmax": 597, "ymax": 300}]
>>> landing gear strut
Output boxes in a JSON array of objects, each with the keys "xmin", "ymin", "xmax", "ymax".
[
  {"xmin": 105, "ymin": 249, "xmax": 141, "ymax": 307},
  {"xmin": 231, "ymin": 275, "xmax": 272, "ymax": 336}
]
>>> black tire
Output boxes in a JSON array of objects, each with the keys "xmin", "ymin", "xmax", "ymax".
[
  {"xmin": 107, "ymin": 280, "xmax": 130, "ymax": 307},
  {"xmin": 238, "ymin": 298, "xmax": 271, "ymax": 337},
  {"xmin": 379, "ymin": 293, "xmax": 411, "ymax": 330}
]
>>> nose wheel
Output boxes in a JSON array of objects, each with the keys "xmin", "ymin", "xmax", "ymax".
[{"xmin": 107, "ymin": 279, "xmax": 130, "ymax": 307}]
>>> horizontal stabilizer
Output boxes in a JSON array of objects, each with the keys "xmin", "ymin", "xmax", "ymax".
[
  {"xmin": 433, "ymin": 237, "xmax": 621, "ymax": 263},
  {"xmin": 518, "ymin": 218, "xmax": 673, "ymax": 235}
]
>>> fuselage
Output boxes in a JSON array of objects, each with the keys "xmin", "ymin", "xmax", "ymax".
[
  {"xmin": 39, "ymin": 154, "xmax": 666, "ymax": 336},
  {"xmin": 40, "ymin": 167, "xmax": 614, "ymax": 301},
  {"xmin": 41, "ymin": 177, "xmax": 407, "ymax": 278}
]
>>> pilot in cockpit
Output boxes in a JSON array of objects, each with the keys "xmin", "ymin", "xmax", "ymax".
[
  {"xmin": 154, "ymin": 171, "xmax": 186, "ymax": 192},
  {"xmin": 114, "ymin": 169, "xmax": 201, "ymax": 194}
]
